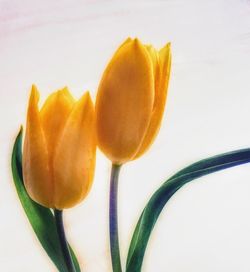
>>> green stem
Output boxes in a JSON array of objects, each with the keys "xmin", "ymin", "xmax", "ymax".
[
  {"xmin": 109, "ymin": 164, "xmax": 122, "ymax": 272},
  {"xmin": 54, "ymin": 209, "xmax": 76, "ymax": 272}
]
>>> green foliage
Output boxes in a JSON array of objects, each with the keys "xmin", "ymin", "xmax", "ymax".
[{"xmin": 126, "ymin": 148, "xmax": 250, "ymax": 272}]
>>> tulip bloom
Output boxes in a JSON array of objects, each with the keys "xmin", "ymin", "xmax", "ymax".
[
  {"xmin": 96, "ymin": 38, "xmax": 172, "ymax": 272},
  {"xmin": 23, "ymin": 85, "xmax": 96, "ymax": 209},
  {"xmin": 96, "ymin": 38, "xmax": 171, "ymax": 165}
]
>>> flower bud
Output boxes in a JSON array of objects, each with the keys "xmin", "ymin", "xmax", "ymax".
[
  {"xmin": 96, "ymin": 38, "xmax": 171, "ymax": 164},
  {"xmin": 23, "ymin": 85, "xmax": 96, "ymax": 209}
]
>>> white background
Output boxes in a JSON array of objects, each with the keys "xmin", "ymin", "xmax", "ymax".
[{"xmin": 1, "ymin": 0, "xmax": 250, "ymax": 271}]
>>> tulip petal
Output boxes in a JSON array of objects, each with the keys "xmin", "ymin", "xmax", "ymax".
[
  {"xmin": 23, "ymin": 85, "xmax": 52, "ymax": 207},
  {"xmin": 117, "ymin": 37, "xmax": 132, "ymax": 51},
  {"xmin": 106, "ymin": 38, "xmax": 132, "ymax": 67},
  {"xmin": 96, "ymin": 38, "xmax": 155, "ymax": 164},
  {"xmin": 40, "ymin": 87, "xmax": 75, "ymax": 158},
  {"xmin": 145, "ymin": 45, "xmax": 159, "ymax": 82},
  {"xmin": 134, "ymin": 43, "xmax": 171, "ymax": 159},
  {"xmin": 53, "ymin": 92, "xmax": 96, "ymax": 209}
]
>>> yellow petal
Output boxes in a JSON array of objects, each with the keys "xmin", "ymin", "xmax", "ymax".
[
  {"xmin": 40, "ymin": 87, "xmax": 75, "ymax": 158},
  {"xmin": 105, "ymin": 38, "xmax": 132, "ymax": 68},
  {"xmin": 144, "ymin": 44, "xmax": 162, "ymax": 108},
  {"xmin": 96, "ymin": 38, "xmax": 155, "ymax": 164},
  {"xmin": 145, "ymin": 45, "xmax": 159, "ymax": 81},
  {"xmin": 117, "ymin": 37, "xmax": 132, "ymax": 51},
  {"xmin": 134, "ymin": 43, "xmax": 171, "ymax": 159},
  {"xmin": 53, "ymin": 92, "xmax": 96, "ymax": 209},
  {"xmin": 22, "ymin": 85, "xmax": 52, "ymax": 207}
]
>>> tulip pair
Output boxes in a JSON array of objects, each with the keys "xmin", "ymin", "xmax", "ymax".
[{"xmin": 23, "ymin": 38, "xmax": 171, "ymax": 210}]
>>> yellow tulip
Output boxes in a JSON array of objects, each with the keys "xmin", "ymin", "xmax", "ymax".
[
  {"xmin": 96, "ymin": 38, "xmax": 171, "ymax": 164},
  {"xmin": 23, "ymin": 85, "xmax": 96, "ymax": 209}
]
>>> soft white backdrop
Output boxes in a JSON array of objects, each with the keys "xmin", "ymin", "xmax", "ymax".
[{"xmin": 1, "ymin": 0, "xmax": 250, "ymax": 271}]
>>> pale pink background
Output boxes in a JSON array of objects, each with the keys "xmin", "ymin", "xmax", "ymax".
[{"xmin": 1, "ymin": 0, "xmax": 250, "ymax": 271}]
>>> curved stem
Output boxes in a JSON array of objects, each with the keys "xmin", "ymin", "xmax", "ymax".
[
  {"xmin": 109, "ymin": 164, "xmax": 122, "ymax": 272},
  {"xmin": 54, "ymin": 209, "xmax": 76, "ymax": 272}
]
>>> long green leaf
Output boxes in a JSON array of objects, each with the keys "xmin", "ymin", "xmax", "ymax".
[
  {"xmin": 126, "ymin": 148, "xmax": 250, "ymax": 272},
  {"xmin": 11, "ymin": 128, "xmax": 81, "ymax": 272}
]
